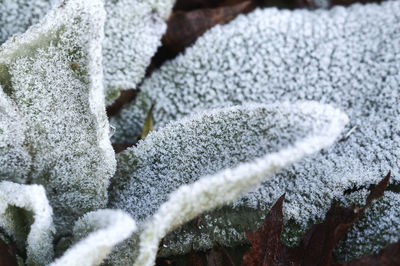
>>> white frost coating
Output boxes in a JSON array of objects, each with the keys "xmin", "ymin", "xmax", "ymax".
[
  {"xmin": 132, "ymin": 103, "xmax": 347, "ymax": 266},
  {"xmin": 0, "ymin": 88, "xmax": 30, "ymax": 182},
  {"xmin": 108, "ymin": 102, "xmax": 348, "ymax": 265},
  {"xmin": 0, "ymin": 0, "xmax": 116, "ymax": 233},
  {"xmin": 0, "ymin": 181, "xmax": 54, "ymax": 265},
  {"xmin": 110, "ymin": 1, "xmax": 400, "ymax": 256},
  {"xmin": 50, "ymin": 209, "xmax": 136, "ymax": 266},
  {"xmin": 103, "ymin": 0, "xmax": 175, "ymax": 104},
  {"xmin": 0, "ymin": 0, "xmax": 176, "ymax": 104},
  {"xmin": 0, "ymin": 0, "xmax": 59, "ymax": 44}
]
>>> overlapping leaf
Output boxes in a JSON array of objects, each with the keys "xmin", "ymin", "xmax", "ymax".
[
  {"xmin": 0, "ymin": 0, "xmax": 116, "ymax": 233},
  {"xmin": 108, "ymin": 102, "xmax": 348, "ymax": 265},
  {"xmin": 0, "ymin": 182, "xmax": 54, "ymax": 266}
]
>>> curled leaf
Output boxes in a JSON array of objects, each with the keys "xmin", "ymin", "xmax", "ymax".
[
  {"xmin": 50, "ymin": 209, "xmax": 136, "ymax": 266},
  {"xmin": 0, "ymin": 182, "xmax": 54, "ymax": 266}
]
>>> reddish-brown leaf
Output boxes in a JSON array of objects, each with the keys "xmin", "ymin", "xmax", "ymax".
[
  {"xmin": 242, "ymin": 194, "xmax": 291, "ymax": 266},
  {"xmin": 366, "ymin": 171, "xmax": 390, "ymax": 205},
  {"xmin": 174, "ymin": 0, "xmax": 224, "ymax": 11},
  {"xmin": 0, "ymin": 239, "xmax": 17, "ymax": 266},
  {"xmin": 112, "ymin": 143, "xmax": 134, "ymax": 153},
  {"xmin": 330, "ymin": 0, "xmax": 382, "ymax": 7},
  {"xmin": 207, "ymin": 245, "xmax": 235, "ymax": 266},
  {"xmin": 188, "ymin": 249, "xmax": 204, "ymax": 266},
  {"xmin": 242, "ymin": 172, "xmax": 391, "ymax": 266},
  {"xmin": 292, "ymin": 204, "xmax": 360, "ymax": 266},
  {"xmin": 163, "ymin": 1, "xmax": 255, "ymax": 53},
  {"xmin": 106, "ymin": 89, "xmax": 138, "ymax": 116}
]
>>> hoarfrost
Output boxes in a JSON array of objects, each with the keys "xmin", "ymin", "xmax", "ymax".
[
  {"xmin": 0, "ymin": 181, "xmax": 54, "ymax": 266},
  {"xmin": 0, "ymin": 0, "xmax": 116, "ymax": 233},
  {"xmin": 110, "ymin": 0, "xmax": 400, "ymax": 257},
  {"xmin": 103, "ymin": 0, "xmax": 175, "ymax": 104},
  {"xmin": 0, "ymin": 88, "xmax": 30, "ymax": 182},
  {"xmin": 108, "ymin": 102, "xmax": 348, "ymax": 265}
]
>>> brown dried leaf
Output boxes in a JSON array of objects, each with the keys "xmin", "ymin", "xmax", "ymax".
[
  {"xmin": 188, "ymin": 248, "xmax": 204, "ymax": 266},
  {"xmin": 0, "ymin": 239, "xmax": 17, "ymax": 266},
  {"xmin": 174, "ymin": 0, "xmax": 224, "ymax": 11},
  {"xmin": 242, "ymin": 194, "xmax": 291, "ymax": 266},
  {"xmin": 163, "ymin": 1, "xmax": 255, "ymax": 53},
  {"xmin": 242, "ymin": 172, "xmax": 391, "ymax": 266},
  {"xmin": 106, "ymin": 89, "xmax": 138, "ymax": 116},
  {"xmin": 292, "ymin": 204, "xmax": 361, "ymax": 265},
  {"xmin": 207, "ymin": 245, "xmax": 235, "ymax": 266},
  {"xmin": 366, "ymin": 171, "xmax": 390, "ymax": 205}
]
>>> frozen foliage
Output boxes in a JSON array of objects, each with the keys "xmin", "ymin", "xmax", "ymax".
[
  {"xmin": 0, "ymin": 88, "xmax": 30, "ymax": 182},
  {"xmin": 50, "ymin": 209, "xmax": 136, "ymax": 266},
  {"xmin": 0, "ymin": 182, "xmax": 54, "ymax": 266},
  {"xmin": 0, "ymin": 0, "xmax": 176, "ymax": 104},
  {"xmin": 103, "ymin": 0, "xmax": 175, "ymax": 104},
  {"xmin": 110, "ymin": 0, "xmax": 400, "ymax": 257},
  {"xmin": 0, "ymin": 0, "xmax": 116, "ymax": 233},
  {"xmin": 108, "ymin": 102, "xmax": 348, "ymax": 265}
]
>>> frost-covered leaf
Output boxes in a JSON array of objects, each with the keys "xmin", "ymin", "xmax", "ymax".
[
  {"xmin": 0, "ymin": 0, "xmax": 59, "ymax": 44},
  {"xmin": 108, "ymin": 102, "xmax": 348, "ymax": 265},
  {"xmin": 103, "ymin": 0, "xmax": 175, "ymax": 104},
  {"xmin": 0, "ymin": 88, "xmax": 30, "ymax": 183},
  {"xmin": 110, "ymin": 1, "xmax": 400, "ymax": 257},
  {"xmin": 0, "ymin": 0, "xmax": 176, "ymax": 105},
  {"xmin": 0, "ymin": 181, "xmax": 54, "ymax": 266},
  {"xmin": 50, "ymin": 209, "xmax": 136, "ymax": 266},
  {"xmin": 0, "ymin": 0, "xmax": 116, "ymax": 233}
]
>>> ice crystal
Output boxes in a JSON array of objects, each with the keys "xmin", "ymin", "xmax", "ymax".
[
  {"xmin": 0, "ymin": 0, "xmax": 176, "ymax": 104},
  {"xmin": 0, "ymin": 182, "xmax": 54, "ymax": 265},
  {"xmin": 0, "ymin": 0, "xmax": 116, "ymax": 233},
  {"xmin": 0, "ymin": 0, "xmax": 59, "ymax": 44},
  {"xmin": 103, "ymin": 0, "xmax": 175, "ymax": 104},
  {"xmin": 0, "ymin": 88, "xmax": 30, "ymax": 182},
  {"xmin": 110, "ymin": 0, "xmax": 400, "ymax": 257},
  {"xmin": 108, "ymin": 102, "xmax": 348, "ymax": 265},
  {"xmin": 50, "ymin": 209, "xmax": 136, "ymax": 266}
]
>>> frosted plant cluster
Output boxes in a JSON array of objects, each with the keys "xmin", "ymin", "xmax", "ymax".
[
  {"xmin": 110, "ymin": 0, "xmax": 400, "ymax": 260},
  {"xmin": 0, "ymin": 0, "xmax": 398, "ymax": 266},
  {"xmin": 0, "ymin": 0, "xmax": 175, "ymax": 104}
]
